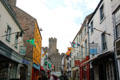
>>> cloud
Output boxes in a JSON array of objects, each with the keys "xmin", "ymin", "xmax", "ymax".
[{"xmin": 17, "ymin": 0, "xmax": 100, "ymax": 53}]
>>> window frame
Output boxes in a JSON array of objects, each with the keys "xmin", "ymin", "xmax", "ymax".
[
  {"xmin": 90, "ymin": 21, "xmax": 94, "ymax": 34},
  {"xmin": 100, "ymin": 4, "xmax": 104, "ymax": 21},
  {"xmin": 6, "ymin": 25, "xmax": 11, "ymax": 42},
  {"xmin": 116, "ymin": 24, "xmax": 120, "ymax": 39},
  {"xmin": 101, "ymin": 32, "xmax": 107, "ymax": 51},
  {"xmin": 14, "ymin": 32, "xmax": 18, "ymax": 49}
]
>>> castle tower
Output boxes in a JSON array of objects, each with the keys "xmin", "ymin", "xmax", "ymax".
[
  {"xmin": 7, "ymin": 0, "xmax": 16, "ymax": 6},
  {"xmin": 49, "ymin": 37, "xmax": 57, "ymax": 55}
]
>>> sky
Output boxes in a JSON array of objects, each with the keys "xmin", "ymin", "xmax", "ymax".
[{"xmin": 17, "ymin": 0, "xmax": 100, "ymax": 53}]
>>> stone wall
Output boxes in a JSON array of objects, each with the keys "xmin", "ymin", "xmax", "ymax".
[{"xmin": 48, "ymin": 37, "xmax": 62, "ymax": 72}]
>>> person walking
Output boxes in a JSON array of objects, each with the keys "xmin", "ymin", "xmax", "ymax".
[{"xmin": 59, "ymin": 72, "xmax": 68, "ymax": 80}]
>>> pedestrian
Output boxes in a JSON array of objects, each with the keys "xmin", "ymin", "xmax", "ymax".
[
  {"xmin": 59, "ymin": 74, "xmax": 64, "ymax": 80},
  {"xmin": 63, "ymin": 73, "xmax": 68, "ymax": 80},
  {"xmin": 50, "ymin": 74, "xmax": 59, "ymax": 80},
  {"xmin": 47, "ymin": 71, "xmax": 51, "ymax": 80}
]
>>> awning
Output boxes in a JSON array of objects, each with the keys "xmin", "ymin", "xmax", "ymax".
[
  {"xmin": 22, "ymin": 59, "xmax": 30, "ymax": 65},
  {"xmin": 80, "ymin": 51, "xmax": 114, "ymax": 66}
]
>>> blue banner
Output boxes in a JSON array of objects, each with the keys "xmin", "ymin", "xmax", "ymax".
[{"xmin": 22, "ymin": 59, "xmax": 30, "ymax": 65}]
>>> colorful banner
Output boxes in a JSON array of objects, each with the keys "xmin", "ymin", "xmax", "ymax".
[
  {"xmin": 27, "ymin": 39, "xmax": 36, "ymax": 47},
  {"xmin": 70, "ymin": 42, "xmax": 80, "ymax": 48}
]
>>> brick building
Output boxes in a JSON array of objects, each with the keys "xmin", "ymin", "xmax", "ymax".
[{"xmin": 7, "ymin": 0, "xmax": 42, "ymax": 80}]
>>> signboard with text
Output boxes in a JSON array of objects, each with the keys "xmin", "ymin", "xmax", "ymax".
[{"xmin": 90, "ymin": 43, "xmax": 98, "ymax": 55}]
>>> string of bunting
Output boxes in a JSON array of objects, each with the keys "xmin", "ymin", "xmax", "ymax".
[{"xmin": 70, "ymin": 42, "xmax": 80, "ymax": 48}]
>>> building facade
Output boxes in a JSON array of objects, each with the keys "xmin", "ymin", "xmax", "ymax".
[
  {"xmin": 7, "ymin": 0, "xmax": 42, "ymax": 80},
  {"xmin": 71, "ymin": 0, "xmax": 120, "ymax": 80},
  {"xmin": 88, "ymin": 0, "xmax": 116, "ymax": 80},
  {"xmin": 71, "ymin": 14, "xmax": 92, "ymax": 80},
  {"xmin": 111, "ymin": 0, "xmax": 120, "ymax": 79},
  {"xmin": 32, "ymin": 21, "xmax": 42, "ymax": 80},
  {"xmin": 0, "ymin": 0, "xmax": 25, "ymax": 79}
]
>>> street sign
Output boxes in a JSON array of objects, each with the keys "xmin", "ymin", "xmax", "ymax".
[{"xmin": 90, "ymin": 43, "xmax": 98, "ymax": 54}]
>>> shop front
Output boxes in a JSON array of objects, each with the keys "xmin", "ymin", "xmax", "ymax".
[
  {"xmin": 32, "ymin": 63, "xmax": 40, "ymax": 80},
  {"xmin": 74, "ymin": 56, "xmax": 90, "ymax": 80},
  {"xmin": 72, "ymin": 67, "xmax": 79, "ymax": 80},
  {"xmin": 0, "ymin": 41, "xmax": 23, "ymax": 80},
  {"xmin": 79, "ymin": 56, "xmax": 90, "ymax": 80},
  {"xmin": 91, "ymin": 51, "xmax": 116, "ymax": 80}
]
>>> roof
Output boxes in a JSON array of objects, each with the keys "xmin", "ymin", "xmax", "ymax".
[
  {"xmin": 72, "ymin": 13, "xmax": 93, "ymax": 42},
  {"xmin": 34, "ymin": 20, "xmax": 42, "ymax": 40},
  {"xmin": 88, "ymin": 0, "xmax": 103, "ymax": 24},
  {"xmin": 0, "ymin": 0, "xmax": 23, "ymax": 32}
]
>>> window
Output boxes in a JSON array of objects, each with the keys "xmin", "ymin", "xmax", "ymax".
[
  {"xmin": 100, "ymin": 5, "xmax": 104, "ymax": 21},
  {"xmin": 91, "ymin": 21, "xmax": 94, "ymax": 34},
  {"xmin": 81, "ymin": 45, "xmax": 83, "ymax": 58},
  {"xmin": 6, "ymin": 25, "xmax": 11, "ymax": 42},
  {"xmin": 14, "ymin": 33, "xmax": 18, "ymax": 48},
  {"xmin": 85, "ymin": 40, "xmax": 87, "ymax": 56},
  {"xmin": 101, "ymin": 32, "xmax": 107, "ymax": 51},
  {"xmin": 116, "ymin": 24, "xmax": 120, "ymax": 38},
  {"xmin": 85, "ymin": 27, "xmax": 86, "ymax": 35},
  {"xmin": 115, "ymin": 8, "xmax": 120, "ymax": 25}
]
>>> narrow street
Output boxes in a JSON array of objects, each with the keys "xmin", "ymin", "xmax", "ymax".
[{"xmin": 0, "ymin": 0, "xmax": 120, "ymax": 80}]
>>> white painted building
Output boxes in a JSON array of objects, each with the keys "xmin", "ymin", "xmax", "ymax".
[
  {"xmin": 0, "ymin": 0, "xmax": 23, "ymax": 53},
  {"xmin": 71, "ymin": 14, "xmax": 92, "ymax": 80},
  {"xmin": 0, "ymin": 0, "xmax": 25, "ymax": 79},
  {"xmin": 88, "ymin": 0, "xmax": 116, "ymax": 80},
  {"xmin": 111, "ymin": 0, "xmax": 120, "ymax": 79}
]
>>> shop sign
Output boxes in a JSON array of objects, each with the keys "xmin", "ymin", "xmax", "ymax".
[
  {"xmin": 90, "ymin": 43, "xmax": 98, "ymax": 54},
  {"xmin": 22, "ymin": 59, "xmax": 30, "ymax": 65}
]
